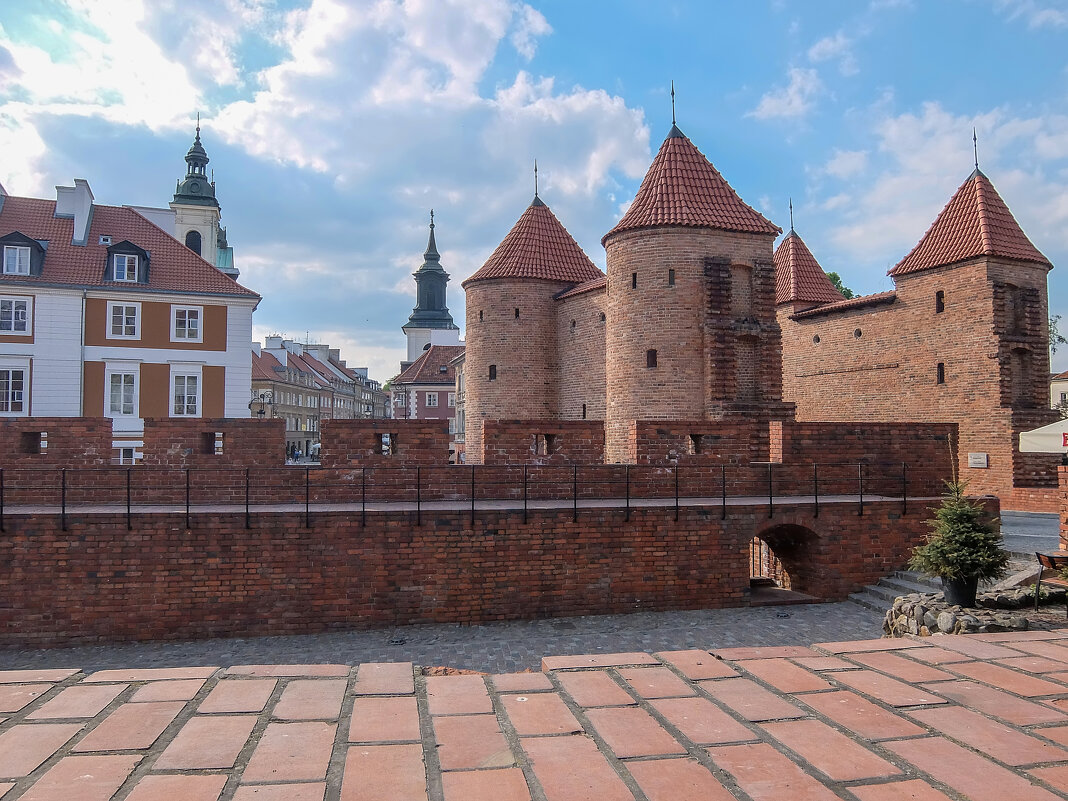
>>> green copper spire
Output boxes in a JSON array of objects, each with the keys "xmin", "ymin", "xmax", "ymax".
[
  {"xmin": 403, "ymin": 211, "xmax": 458, "ymax": 332},
  {"xmin": 173, "ymin": 115, "xmax": 219, "ymax": 208}
]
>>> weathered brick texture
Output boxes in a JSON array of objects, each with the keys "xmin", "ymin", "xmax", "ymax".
[
  {"xmin": 320, "ymin": 419, "xmax": 450, "ymax": 466},
  {"xmin": 482, "ymin": 420, "xmax": 605, "ymax": 464},
  {"xmin": 556, "ymin": 288, "xmax": 607, "ymax": 422},
  {"xmin": 0, "ymin": 416, "xmax": 113, "ymax": 468},
  {"xmin": 140, "ymin": 418, "xmax": 285, "ymax": 468}
]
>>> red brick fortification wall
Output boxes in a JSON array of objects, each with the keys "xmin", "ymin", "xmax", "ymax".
[
  {"xmin": 0, "ymin": 417, "xmax": 113, "ymax": 468},
  {"xmin": 320, "ymin": 419, "xmax": 450, "ymax": 467},
  {"xmin": 556, "ymin": 286, "xmax": 607, "ymax": 421},
  {"xmin": 482, "ymin": 420, "xmax": 605, "ymax": 464},
  {"xmin": 779, "ymin": 258, "xmax": 1057, "ymax": 501},
  {"xmin": 140, "ymin": 418, "xmax": 285, "ymax": 468},
  {"xmin": 0, "ymin": 499, "xmax": 941, "ymax": 647},
  {"xmin": 603, "ymin": 227, "xmax": 782, "ymax": 462},
  {"xmin": 1008, "ymin": 486, "xmax": 1060, "ymax": 514},
  {"xmin": 1060, "ymin": 466, "xmax": 1068, "ymax": 548},
  {"xmin": 464, "ymin": 277, "xmax": 572, "ymax": 463},
  {"xmin": 630, "ymin": 421, "xmax": 768, "ymax": 465}
]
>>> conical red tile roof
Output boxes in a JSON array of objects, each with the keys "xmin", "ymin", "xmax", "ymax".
[
  {"xmin": 603, "ymin": 126, "xmax": 780, "ymax": 243},
  {"xmin": 774, "ymin": 230, "xmax": 844, "ymax": 305},
  {"xmin": 890, "ymin": 170, "xmax": 1050, "ymax": 277},
  {"xmin": 463, "ymin": 198, "xmax": 602, "ymax": 287}
]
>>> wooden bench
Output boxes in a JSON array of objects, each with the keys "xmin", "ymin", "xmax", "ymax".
[{"xmin": 1035, "ymin": 552, "xmax": 1068, "ymax": 615}]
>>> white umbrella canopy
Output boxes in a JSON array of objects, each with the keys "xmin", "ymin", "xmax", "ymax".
[{"xmin": 1019, "ymin": 418, "xmax": 1068, "ymax": 453}]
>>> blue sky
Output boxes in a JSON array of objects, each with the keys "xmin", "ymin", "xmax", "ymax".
[{"xmin": 1, "ymin": 0, "xmax": 1067, "ymax": 380}]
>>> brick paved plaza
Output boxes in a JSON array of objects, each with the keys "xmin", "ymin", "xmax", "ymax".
[{"xmin": 5, "ymin": 631, "xmax": 1068, "ymax": 799}]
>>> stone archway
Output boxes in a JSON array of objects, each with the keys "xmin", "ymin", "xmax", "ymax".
[
  {"xmin": 749, "ymin": 536, "xmax": 791, "ymax": 590},
  {"xmin": 754, "ymin": 523, "xmax": 820, "ymax": 596}
]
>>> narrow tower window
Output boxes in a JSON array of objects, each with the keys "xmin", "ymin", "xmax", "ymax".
[
  {"xmin": 631, "ymin": 273, "xmax": 637, "ymax": 289},
  {"xmin": 646, "ymin": 349, "xmax": 657, "ymax": 368},
  {"xmin": 184, "ymin": 230, "xmax": 202, "ymax": 256},
  {"xmin": 935, "ymin": 291, "xmax": 945, "ymax": 313},
  {"xmin": 514, "ymin": 307, "xmax": 519, "ymax": 319},
  {"xmin": 479, "ymin": 310, "xmax": 483, "ymax": 321},
  {"xmin": 489, "ymin": 364, "xmax": 497, "ymax": 381},
  {"xmin": 936, "ymin": 363, "xmax": 945, "ymax": 384},
  {"xmin": 668, "ymin": 269, "xmax": 675, "ymax": 287},
  {"xmin": 581, "ymin": 403, "xmax": 587, "ymax": 419}
]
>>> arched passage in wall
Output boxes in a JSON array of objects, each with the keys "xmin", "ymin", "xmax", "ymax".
[
  {"xmin": 753, "ymin": 523, "xmax": 820, "ymax": 596},
  {"xmin": 749, "ymin": 536, "xmax": 790, "ymax": 590}
]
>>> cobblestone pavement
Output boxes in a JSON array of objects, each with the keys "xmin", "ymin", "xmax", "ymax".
[
  {"xmin": 1003, "ymin": 511, "xmax": 1061, "ymax": 556},
  {"xmin": 5, "ymin": 632, "xmax": 1068, "ymax": 800}
]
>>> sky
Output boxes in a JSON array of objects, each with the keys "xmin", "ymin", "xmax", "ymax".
[{"xmin": 1, "ymin": 0, "xmax": 1067, "ymax": 381}]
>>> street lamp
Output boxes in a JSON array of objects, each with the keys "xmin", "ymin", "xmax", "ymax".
[{"xmin": 249, "ymin": 390, "xmax": 274, "ymax": 418}]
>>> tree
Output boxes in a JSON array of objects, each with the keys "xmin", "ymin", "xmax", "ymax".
[
  {"xmin": 826, "ymin": 271, "xmax": 855, "ymax": 300},
  {"xmin": 908, "ymin": 481, "xmax": 1008, "ymax": 583},
  {"xmin": 1051, "ymin": 315, "xmax": 1067, "ymax": 356}
]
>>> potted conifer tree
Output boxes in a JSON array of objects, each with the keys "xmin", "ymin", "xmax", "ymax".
[{"xmin": 908, "ymin": 481, "xmax": 1009, "ymax": 607}]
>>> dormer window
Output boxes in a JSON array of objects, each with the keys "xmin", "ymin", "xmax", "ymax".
[
  {"xmin": 104, "ymin": 240, "xmax": 150, "ymax": 284},
  {"xmin": 3, "ymin": 245, "xmax": 29, "ymax": 275},
  {"xmin": 114, "ymin": 254, "xmax": 138, "ymax": 282}
]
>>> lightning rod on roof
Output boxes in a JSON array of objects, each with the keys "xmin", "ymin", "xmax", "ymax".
[
  {"xmin": 534, "ymin": 159, "xmax": 539, "ymax": 198},
  {"xmin": 973, "ymin": 127, "xmax": 979, "ymax": 171},
  {"xmin": 789, "ymin": 198, "xmax": 794, "ymax": 232},
  {"xmin": 670, "ymin": 80, "xmax": 676, "ymax": 126}
]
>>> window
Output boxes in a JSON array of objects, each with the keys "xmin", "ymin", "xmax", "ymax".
[
  {"xmin": 936, "ymin": 363, "xmax": 945, "ymax": 385},
  {"xmin": 173, "ymin": 375, "xmax": 199, "ymax": 416},
  {"xmin": 0, "ymin": 368, "xmax": 25, "ymax": 413},
  {"xmin": 582, "ymin": 403, "xmax": 587, "ymax": 420},
  {"xmin": 172, "ymin": 306, "xmax": 202, "ymax": 342},
  {"xmin": 114, "ymin": 447, "xmax": 141, "ymax": 465},
  {"xmin": 514, "ymin": 307, "xmax": 520, "ymax": 319},
  {"xmin": 479, "ymin": 310, "xmax": 483, "ymax": 321},
  {"xmin": 489, "ymin": 364, "xmax": 497, "ymax": 381},
  {"xmin": 184, "ymin": 230, "xmax": 202, "ymax": 256},
  {"xmin": 646, "ymin": 349, "xmax": 658, "ymax": 368},
  {"xmin": 448, "ymin": 392, "xmax": 456, "ymax": 407},
  {"xmin": 631, "ymin": 272, "xmax": 637, "ymax": 289},
  {"xmin": 426, "ymin": 392, "xmax": 439, "ymax": 407},
  {"xmin": 0, "ymin": 298, "xmax": 30, "ymax": 333},
  {"xmin": 3, "ymin": 246, "xmax": 29, "ymax": 275},
  {"xmin": 668, "ymin": 269, "xmax": 675, "ymax": 287},
  {"xmin": 109, "ymin": 372, "xmax": 137, "ymax": 416},
  {"xmin": 449, "ymin": 417, "xmax": 456, "ymax": 434},
  {"xmin": 1061, "ymin": 392, "xmax": 1067, "ymax": 404},
  {"xmin": 935, "ymin": 290, "xmax": 945, "ymax": 313},
  {"xmin": 113, "ymin": 254, "xmax": 138, "ymax": 282},
  {"xmin": 109, "ymin": 303, "xmax": 139, "ymax": 339}
]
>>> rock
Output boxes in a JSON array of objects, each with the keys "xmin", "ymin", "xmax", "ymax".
[
  {"xmin": 937, "ymin": 611, "xmax": 957, "ymax": 633},
  {"xmin": 919, "ymin": 625, "xmax": 931, "ymax": 636},
  {"xmin": 923, "ymin": 611, "xmax": 939, "ymax": 630},
  {"xmin": 913, "ymin": 605, "xmax": 927, "ymax": 624},
  {"xmin": 1007, "ymin": 616, "xmax": 1028, "ymax": 629}
]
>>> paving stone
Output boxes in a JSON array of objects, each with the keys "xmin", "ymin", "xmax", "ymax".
[
  {"xmin": 846, "ymin": 651, "xmax": 957, "ymax": 683},
  {"xmin": 153, "ymin": 714, "xmax": 257, "ymax": 770},
  {"xmin": 273, "ymin": 679, "xmax": 347, "ymax": 720},
  {"xmin": 999, "ymin": 656, "xmax": 1068, "ymax": 674},
  {"xmin": 849, "ymin": 779, "xmax": 955, "ymax": 801},
  {"xmin": 617, "ymin": 666, "xmax": 696, "ymax": 698},
  {"xmin": 923, "ymin": 680, "xmax": 1067, "ymax": 725},
  {"xmin": 500, "ymin": 693, "xmax": 582, "ymax": 736},
  {"xmin": 426, "ymin": 675, "xmax": 492, "ymax": 715},
  {"xmin": 228, "ymin": 665, "xmax": 349, "ymax": 677},
  {"xmin": 0, "ymin": 783, "xmax": 13, "ymax": 797},
  {"xmin": 736, "ymin": 658, "xmax": 832, "ymax": 693},
  {"xmin": 799, "ymin": 690, "xmax": 926, "ymax": 740},
  {"xmin": 654, "ymin": 650, "xmax": 738, "ymax": 679},
  {"xmin": 0, "ymin": 723, "xmax": 84, "ymax": 778},
  {"xmin": 541, "ymin": 652, "xmax": 658, "ymax": 670},
  {"xmin": 441, "ymin": 767, "xmax": 531, "ymax": 801},
  {"xmin": 0, "ymin": 670, "xmax": 78, "ymax": 684},
  {"xmin": 832, "ymin": 669, "xmax": 946, "ymax": 707},
  {"xmin": 886, "ymin": 735, "xmax": 1062, "ymax": 801},
  {"xmin": 920, "ymin": 637, "xmax": 1023, "ymax": 660},
  {"xmin": 340, "ymin": 744, "xmax": 427, "ymax": 801},
  {"xmin": 0, "ymin": 684, "xmax": 52, "ymax": 713},
  {"xmin": 760, "ymin": 718, "xmax": 902, "ymax": 781},
  {"xmin": 349, "ymin": 696, "xmax": 421, "ymax": 743},
  {"xmin": 1029, "ymin": 764, "xmax": 1068, "ymax": 794},
  {"xmin": 232, "ymin": 784, "xmax": 326, "ymax": 801},
  {"xmin": 432, "ymin": 714, "xmax": 513, "ymax": 770},
  {"xmin": 521, "ymin": 734, "xmax": 633, "ymax": 801},
  {"xmin": 707, "ymin": 741, "xmax": 842, "ymax": 801},
  {"xmin": 649, "ymin": 696, "xmax": 756, "ymax": 744},
  {"xmin": 198, "ymin": 678, "xmax": 277, "ymax": 713},
  {"xmin": 1006, "ymin": 641, "xmax": 1068, "ymax": 661},
  {"xmin": 491, "ymin": 672, "xmax": 554, "ymax": 692},
  {"xmin": 130, "ymin": 678, "xmax": 206, "ymax": 702},
  {"xmin": 72, "ymin": 700, "xmax": 184, "ymax": 752},
  {"xmin": 242, "ymin": 721, "xmax": 337, "ymax": 783},
  {"xmin": 712, "ymin": 645, "xmax": 819, "ymax": 660},
  {"xmin": 815, "ymin": 638, "xmax": 927, "ymax": 654},
  {"xmin": 903, "ymin": 646, "xmax": 974, "ymax": 665},
  {"xmin": 626, "ymin": 757, "xmax": 736, "ymax": 801},
  {"xmin": 353, "ymin": 663, "xmax": 414, "ymax": 695},
  {"xmin": 84, "ymin": 667, "xmax": 216, "ymax": 682},
  {"xmin": 973, "ymin": 631, "xmax": 1068, "ymax": 643},
  {"xmin": 17, "ymin": 754, "xmax": 140, "ymax": 801},
  {"xmin": 698, "ymin": 677, "xmax": 804, "ymax": 721},
  {"xmin": 1037, "ymin": 724, "xmax": 1068, "ymax": 748},
  {"xmin": 791, "ymin": 655, "xmax": 855, "ymax": 670},
  {"xmin": 585, "ymin": 706, "xmax": 686, "ymax": 758},
  {"xmin": 947, "ymin": 661, "xmax": 1068, "ymax": 697},
  {"xmin": 554, "ymin": 671, "xmax": 634, "ymax": 707},
  {"xmin": 124, "ymin": 774, "xmax": 228, "ymax": 801},
  {"xmin": 27, "ymin": 683, "xmax": 126, "ymax": 719},
  {"xmin": 908, "ymin": 705, "xmax": 1068, "ymax": 766}
]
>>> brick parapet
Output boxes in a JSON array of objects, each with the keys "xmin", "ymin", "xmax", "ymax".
[
  {"xmin": 320, "ymin": 419, "xmax": 451, "ymax": 466},
  {"xmin": 140, "ymin": 418, "xmax": 285, "ymax": 467},
  {"xmin": 482, "ymin": 419, "xmax": 605, "ymax": 464},
  {"xmin": 1061, "ymin": 465, "xmax": 1068, "ymax": 548},
  {"xmin": 0, "ymin": 417, "xmax": 113, "ymax": 468}
]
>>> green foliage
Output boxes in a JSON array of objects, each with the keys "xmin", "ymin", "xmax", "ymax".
[
  {"xmin": 908, "ymin": 481, "xmax": 1009, "ymax": 582},
  {"xmin": 1052, "ymin": 315, "xmax": 1067, "ymax": 356},
  {"xmin": 826, "ymin": 271, "xmax": 855, "ymax": 299}
]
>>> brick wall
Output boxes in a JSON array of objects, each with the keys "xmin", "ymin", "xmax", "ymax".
[
  {"xmin": 556, "ymin": 287, "xmax": 607, "ymax": 421},
  {"xmin": 320, "ymin": 419, "xmax": 451, "ymax": 466},
  {"xmin": 630, "ymin": 420, "xmax": 767, "ymax": 465},
  {"xmin": 0, "ymin": 417, "xmax": 113, "ymax": 468},
  {"xmin": 140, "ymin": 418, "xmax": 285, "ymax": 468},
  {"xmin": 1061, "ymin": 465, "xmax": 1068, "ymax": 548},
  {"xmin": 0, "ymin": 497, "xmax": 951, "ymax": 647},
  {"xmin": 482, "ymin": 420, "xmax": 605, "ymax": 464}
]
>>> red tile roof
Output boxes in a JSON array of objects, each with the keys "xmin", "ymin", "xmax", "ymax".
[
  {"xmin": 463, "ymin": 199, "xmax": 602, "ymax": 287},
  {"xmin": 604, "ymin": 127, "xmax": 780, "ymax": 243},
  {"xmin": 555, "ymin": 274, "xmax": 607, "ymax": 300},
  {"xmin": 395, "ymin": 344, "xmax": 466, "ymax": 385},
  {"xmin": 789, "ymin": 291, "xmax": 897, "ymax": 320},
  {"xmin": 774, "ymin": 231, "xmax": 844, "ymax": 306},
  {"xmin": 251, "ymin": 349, "xmax": 284, "ymax": 381},
  {"xmin": 0, "ymin": 196, "xmax": 258, "ymax": 297},
  {"xmin": 890, "ymin": 170, "xmax": 1050, "ymax": 277}
]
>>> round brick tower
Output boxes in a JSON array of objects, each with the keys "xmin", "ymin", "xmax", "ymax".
[
  {"xmin": 463, "ymin": 194, "xmax": 603, "ymax": 463},
  {"xmin": 602, "ymin": 124, "xmax": 784, "ymax": 462}
]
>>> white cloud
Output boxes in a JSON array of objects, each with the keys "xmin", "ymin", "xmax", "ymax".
[
  {"xmin": 511, "ymin": 3, "xmax": 552, "ymax": 59},
  {"xmin": 824, "ymin": 149, "xmax": 868, "ymax": 179},
  {"xmin": 807, "ymin": 32, "xmax": 858, "ymax": 76},
  {"xmin": 994, "ymin": 0, "xmax": 1068, "ymax": 28},
  {"xmin": 747, "ymin": 68, "xmax": 823, "ymax": 120}
]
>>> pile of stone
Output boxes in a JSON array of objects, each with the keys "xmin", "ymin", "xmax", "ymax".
[{"xmin": 883, "ymin": 585, "xmax": 1066, "ymax": 637}]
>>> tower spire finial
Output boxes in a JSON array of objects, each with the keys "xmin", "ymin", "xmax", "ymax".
[
  {"xmin": 534, "ymin": 159, "xmax": 539, "ymax": 198},
  {"xmin": 430, "ymin": 208, "xmax": 435, "ymax": 229},
  {"xmin": 671, "ymin": 80, "xmax": 676, "ymax": 126},
  {"xmin": 789, "ymin": 198, "xmax": 794, "ymax": 232},
  {"xmin": 196, "ymin": 111, "xmax": 201, "ymax": 141},
  {"xmin": 973, "ymin": 127, "xmax": 979, "ymax": 171}
]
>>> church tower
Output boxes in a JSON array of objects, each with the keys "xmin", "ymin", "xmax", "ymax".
[
  {"xmin": 402, "ymin": 212, "xmax": 461, "ymax": 365},
  {"xmin": 169, "ymin": 120, "xmax": 239, "ymax": 278}
]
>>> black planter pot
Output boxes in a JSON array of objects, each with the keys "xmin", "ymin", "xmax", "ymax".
[{"xmin": 941, "ymin": 576, "xmax": 979, "ymax": 607}]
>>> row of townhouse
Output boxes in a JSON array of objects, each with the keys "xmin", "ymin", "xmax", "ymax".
[
  {"xmin": 0, "ymin": 175, "xmax": 259, "ymax": 463},
  {"xmin": 252, "ymin": 336, "xmax": 388, "ymax": 457}
]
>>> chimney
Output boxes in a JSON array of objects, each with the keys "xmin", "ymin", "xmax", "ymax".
[
  {"xmin": 264, "ymin": 335, "xmax": 283, "ymax": 350},
  {"xmin": 252, "ymin": 341, "xmax": 262, "ymax": 357},
  {"xmin": 55, "ymin": 179, "xmax": 95, "ymax": 246}
]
